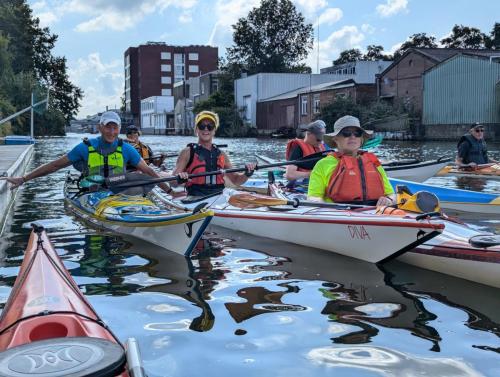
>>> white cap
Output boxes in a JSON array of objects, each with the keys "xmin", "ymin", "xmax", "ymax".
[{"xmin": 100, "ymin": 111, "xmax": 121, "ymax": 126}]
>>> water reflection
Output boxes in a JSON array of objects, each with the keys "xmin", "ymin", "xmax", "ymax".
[{"xmin": 1, "ymin": 136, "xmax": 500, "ymax": 377}]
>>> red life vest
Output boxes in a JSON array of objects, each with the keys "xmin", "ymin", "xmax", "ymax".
[
  {"xmin": 285, "ymin": 139, "xmax": 326, "ymax": 172},
  {"xmin": 185, "ymin": 143, "xmax": 225, "ymax": 193},
  {"xmin": 326, "ymin": 152, "xmax": 385, "ymax": 203}
]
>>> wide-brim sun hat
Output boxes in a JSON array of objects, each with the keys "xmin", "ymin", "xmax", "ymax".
[
  {"xmin": 324, "ymin": 115, "xmax": 373, "ymax": 148},
  {"xmin": 195, "ymin": 111, "xmax": 220, "ymax": 129}
]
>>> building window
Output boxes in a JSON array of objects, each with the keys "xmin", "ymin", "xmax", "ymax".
[
  {"xmin": 301, "ymin": 95, "xmax": 308, "ymax": 115},
  {"xmin": 161, "ymin": 64, "xmax": 171, "ymax": 72},
  {"xmin": 188, "ymin": 53, "xmax": 199, "ymax": 61},
  {"xmin": 161, "ymin": 52, "xmax": 171, "ymax": 60},
  {"xmin": 162, "ymin": 89, "xmax": 172, "ymax": 96},
  {"xmin": 212, "ymin": 79, "xmax": 219, "ymax": 92},
  {"xmin": 313, "ymin": 94, "xmax": 320, "ymax": 114},
  {"xmin": 161, "ymin": 76, "xmax": 171, "ymax": 84},
  {"xmin": 201, "ymin": 82, "xmax": 205, "ymax": 94},
  {"xmin": 189, "ymin": 65, "xmax": 199, "ymax": 73},
  {"xmin": 243, "ymin": 95, "xmax": 251, "ymax": 121},
  {"xmin": 174, "ymin": 53, "xmax": 184, "ymax": 64}
]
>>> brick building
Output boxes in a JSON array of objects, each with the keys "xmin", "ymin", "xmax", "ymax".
[
  {"xmin": 377, "ymin": 48, "xmax": 499, "ymax": 115},
  {"xmin": 124, "ymin": 42, "xmax": 218, "ymax": 127},
  {"xmin": 257, "ymin": 79, "xmax": 377, "ymax": 134}
]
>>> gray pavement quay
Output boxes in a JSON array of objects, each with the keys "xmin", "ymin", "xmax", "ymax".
[{"xmin": 0, "ymin": 145, "xmax": 34, "ymax": 235}]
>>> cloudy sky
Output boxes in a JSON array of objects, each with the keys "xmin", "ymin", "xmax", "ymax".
[{"xmin": 28, "ymin": 0, "xmax": 499, "ymax": 118}]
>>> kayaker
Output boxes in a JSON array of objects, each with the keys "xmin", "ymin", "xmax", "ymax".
[
  {"xmin": 173, "ymin": 110, "xmax": 256, "ymax": 197},
  {"xmin": 124, "ymin": 125, "xmax": 165, "ymax": 169},
  {"xmin": 2, "ymin": 111, "xmax": 176, "ymax": 196},
  {"xmin": 307, "ymin": 115, "xmax": 395, "ymax": 206},
  {"xmin": 284, "ymin": 120, "xmax": 326, "ymax": 182},
  {"xmin": 456, "ymin": 123, "xmax": 498, "ymax": 168}
]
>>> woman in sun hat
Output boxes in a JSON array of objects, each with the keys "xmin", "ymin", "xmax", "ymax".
[{"xmin": 307, "ymin": 115, "xmax": 395, "ymax": 206}]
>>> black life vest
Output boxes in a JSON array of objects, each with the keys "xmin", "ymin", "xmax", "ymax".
[{"xmin": 457, "ymin": 134, "xmax": 488, "ymax": 164}]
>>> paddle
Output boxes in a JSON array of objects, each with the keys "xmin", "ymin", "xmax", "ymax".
[
  {"xmin": 228, "ymin": 193, "xmax": 372, "ymax": 210},
  {"xmin": 106, "ymin": 153, "xmax": 331, "ymax": 193},
  {"xmin": 148, "ymin": 144, "xmax": 229, "ymax": 161}
]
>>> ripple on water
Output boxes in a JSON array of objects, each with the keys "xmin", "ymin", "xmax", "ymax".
[{"xmin": 307, "ymin": 346, "xmax": 482, "ymax": 376}]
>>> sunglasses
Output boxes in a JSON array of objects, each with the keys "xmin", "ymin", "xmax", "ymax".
[
  {"xmin": 474, "ymin": 128, "xmax": 484, "ymax": 133},
  {"xmin": 198, "ymin": 123, "xmax": 216, "ymax": 131},
  {"xmin": 339, "ymin": 129, "xmax": 363, "ymax": 138}
]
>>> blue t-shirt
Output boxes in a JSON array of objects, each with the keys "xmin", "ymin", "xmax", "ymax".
[{"xmin": 67, "ymin": 137, "xmax": 142, "ymax": 172}]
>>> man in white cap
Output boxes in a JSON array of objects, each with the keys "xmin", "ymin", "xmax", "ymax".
[
  {"xmin": 307, "ymin": 115, "xmax": 395, "ymax": 206},
  {"xmin": 284, "ymin": 120, "xmax": 326, "ymax": 182},
  {"xmin": 2, "ymin": 111, "xmax": 175, "ymax": 195}
]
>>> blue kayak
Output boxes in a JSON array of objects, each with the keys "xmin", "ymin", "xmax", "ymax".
[
  {"xmin": 241, "ymin": 178, "xmax": 499, "ymax": 214},
  {"xmin": 389, "ymin": 178, "xmax": 499, "ymax": 214}
]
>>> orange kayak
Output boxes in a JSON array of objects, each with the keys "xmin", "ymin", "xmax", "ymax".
[{"xmin": 0, "ymin": 225, "xmax": 144, "ymax": 377}]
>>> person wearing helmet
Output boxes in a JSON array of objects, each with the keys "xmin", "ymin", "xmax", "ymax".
[
  {"xmin": 172, "ymin": 110, "xmax": 256, "ymax": 197},
  {"xmin": 284, "ymin": 120, "xmax": 327, "ymax": 182}
]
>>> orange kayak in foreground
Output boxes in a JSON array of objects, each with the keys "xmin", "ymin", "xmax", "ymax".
[{"xmin": 0, "ymin": 225, "xmax": 145, "ymax": 377}]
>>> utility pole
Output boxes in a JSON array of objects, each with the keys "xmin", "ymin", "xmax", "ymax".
[
  {"xmin": 0, "ymin": 90, "xmax": 50, "ymax": 131},
  {"xmin": 30, "ymin": 92, "xmax": 34, "ymax": 139}
]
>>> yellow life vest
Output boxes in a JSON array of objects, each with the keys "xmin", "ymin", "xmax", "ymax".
[{"xmin": 84, "ymin": 138, "xmax": 124, "ymax": 178}]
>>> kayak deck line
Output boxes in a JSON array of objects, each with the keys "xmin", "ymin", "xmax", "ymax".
[{"xmin": 214, "ymin": 211, "xmax": 445, "ymax": 231}]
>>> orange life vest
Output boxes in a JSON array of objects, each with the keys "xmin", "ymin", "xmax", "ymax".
[
  {"xmin": 285, "ymin": 139, "xmax": 326, "ymax": 171},
  {"xmin": 326, "ymin": 152, "xmax": 385, "ymax": 203},
  {"xmin": 185, "ymin": 143, "xmax": 225, "ymax": 194},
  {"xmin": 125, "ymin": 140, "xmax": 151, "ymax": 160}
]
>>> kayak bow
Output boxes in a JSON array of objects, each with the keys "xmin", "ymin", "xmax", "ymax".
[{"xmin": 0, "ymin": 225, "xmax": 145, "ymax": 377}]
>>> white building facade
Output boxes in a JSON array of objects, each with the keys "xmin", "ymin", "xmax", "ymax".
[{"xmin": 140, "ymin": 96, "xmax": 175, "ymax": 134}]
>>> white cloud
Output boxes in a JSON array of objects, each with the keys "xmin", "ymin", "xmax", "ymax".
[
  {"xmin": 32, "ymin": 0, "xmax": 199, "ymax": 32},
  {"xmin": 294, "ymin": 0, "xmax": 328, "ymax": 16},
  {"xmin": 388, "ymin": 42, "xmax": 403, "ymax": 54},
  {"xmin": 307, "ymin": 25, "xmax": 365, "ymax": 73},
  {"xmin": 361, "ymin": 23, "xmax": 375, "ymax": 34},
  {"xmin": 68, "ymin": 53, "xmax": 123, "ymax": 117},
  {"xmin": 208, "ymin": 0, "xmax": 259, "ymax": 46},
  {"xmin": 315, "ymin": 8, "xmax": 343, "ymax": 27},
  {"xmin": 36, "ymin": 11, "xmax": 59, "ymax": 27},
  {"xmin": 178, "ymin": 11, "xmax": 193, "ymax": 24},
  {"xmin": 376, "ymin": 0, "xmax": 408, "ymax": 18}
]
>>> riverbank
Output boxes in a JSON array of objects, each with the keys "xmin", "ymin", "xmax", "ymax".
[{"xmin": 0, "ymin": 145, "xmax": 34, "ymax": 235}]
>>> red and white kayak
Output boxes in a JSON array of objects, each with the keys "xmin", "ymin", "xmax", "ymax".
[
  {"xmin": 0, "ymin": 226, "xmax": 145, "ymax": 377},
  {"xmin": 153, "ymin": 189, "xmax": 444, "ymax": 264},
  {"xmin": 267, "ymin": 183, "xmax": 500, "ymax": 288}
]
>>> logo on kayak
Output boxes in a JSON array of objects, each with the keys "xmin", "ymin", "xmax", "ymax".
[
  {"xmin": 27, "ymin": 295, "xmax": 60, "ymax": 307},
  {"xmin": 348, "ymin": 225, "xmax": 371, "ymax": 240}
]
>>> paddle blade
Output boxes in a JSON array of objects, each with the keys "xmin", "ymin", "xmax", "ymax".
[
  {"xmin": 362, "ymin": 135, "xmax": 383, "ymax": 149},
  {"xmin": 228, "ymin": 193, "xmax": 288, "ymax": 209}
]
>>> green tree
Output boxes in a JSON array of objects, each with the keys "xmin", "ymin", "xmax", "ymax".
[
  {"xmin": 441, "ymin": 25, "xmax": 487, "ymax": 49},
  {"xmin": 363, "ymin": 45, "xmax": 392, "ymax": 61},
  {"xmin": 0, "ymin": 0, "xmax": 82, "ymax": 132},
  {"xmin": 485, "ymin": 22, "xmax": 500, "ymax": 49},
  {"xmin": 226, "ymin": 0, "xmax": 313, "ymax": 75},
  {"xmin": 333, "ymin": 49, "xmax": 363, "ymax": 65},
  {"xmin": 318, "ymin": 97, "xmax": 361, "ymax": 132},
  {"xmin": 394, "ymin": 33, "xmax": 438, "ymax": 58}
]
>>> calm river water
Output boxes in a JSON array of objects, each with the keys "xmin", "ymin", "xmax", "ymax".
[{"xmin": 0, "ymin": 134, "xmax": 499, "ymax": 377}]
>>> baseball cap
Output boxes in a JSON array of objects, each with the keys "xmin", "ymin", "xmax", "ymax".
[
  {"xmin": 126, "ymin": 125, "xmax": 140, "ymax": 135},
  {"xmin": 300, "ymin": 120, "xmax": 326, "ymax": 138},
  {"xmin": 100, "ymin": 111, "xmax": 121, "ymax": 126}
]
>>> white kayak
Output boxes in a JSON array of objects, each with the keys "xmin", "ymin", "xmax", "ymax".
[
  {"xmin": 256, "ymin": 154, "xmax": 452, "ymax": 183},
  {"xmin": 64, "ymin": 177, "xmax": 214, "ymax": 256},
  {"xmin": 267, "ymin": 182, "xmax": 500, "ymax": 288},
  {"xmin": 151, "ymin": 188, "xmax": 444, "ymax": 264}
]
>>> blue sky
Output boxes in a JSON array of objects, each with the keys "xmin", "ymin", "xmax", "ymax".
[{"xmin": 28, "ymin": 0, "xmax": 499, "ymax": 118}]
